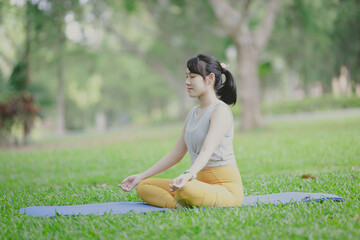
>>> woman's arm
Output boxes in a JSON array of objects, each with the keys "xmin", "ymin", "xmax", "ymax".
[
  {"xmin": 119, "ymin": 119, "xmax": 188, "ymax": 192},
  {"xmin": 170, "ymin": 105, "xmax": 233, "ymax": 191}
]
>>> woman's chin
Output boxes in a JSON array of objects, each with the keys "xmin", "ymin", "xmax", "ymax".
[{"xmin": 187, "ymin": 92, "xmax": 197, "ymax": 98}]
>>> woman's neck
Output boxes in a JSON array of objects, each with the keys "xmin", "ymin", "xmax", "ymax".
[{"xmin": 198, "ymin": 91, "xmax": 218, "ymax": 109}]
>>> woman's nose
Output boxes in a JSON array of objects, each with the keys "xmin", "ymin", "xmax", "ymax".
[{"xmin": 185, "ymin": 77, "xmax": 190, "ymax": 85}]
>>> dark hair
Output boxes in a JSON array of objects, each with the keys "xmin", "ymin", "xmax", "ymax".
[{"xmin": 186, "ymin": 54, "xmax": 237, "ymax": 105}]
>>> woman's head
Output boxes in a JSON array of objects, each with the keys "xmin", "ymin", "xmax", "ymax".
[{"xmin": 186, "ymin": 54, "xmax": 237, "ymax": 105}]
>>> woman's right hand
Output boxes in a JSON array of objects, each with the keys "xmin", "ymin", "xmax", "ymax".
[{"xmin": 119, "ymin": 174, "xmax": 143, "ymax": 192}]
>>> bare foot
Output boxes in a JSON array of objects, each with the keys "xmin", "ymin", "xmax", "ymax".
[{"xmin": 176, "ymin": 203, "xmax": 185, "ymax": 209}]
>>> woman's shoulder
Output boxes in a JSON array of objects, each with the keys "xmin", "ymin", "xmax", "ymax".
[
  {"xmin": 212, "ymin": 101, "xmax": 234, "ymax": 120},
  {"xmin": 215, "ymin": 100, "xmax": 232, "ymax": 112}
]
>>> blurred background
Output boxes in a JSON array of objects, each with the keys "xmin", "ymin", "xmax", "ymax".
[{"xmin": 0, "ymin": 0, "xmax": 359, "ymax": 146}]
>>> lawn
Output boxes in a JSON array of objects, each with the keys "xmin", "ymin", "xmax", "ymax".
[{"xmin": 1, "ymin": 116, "xmax": 359, "ymax": 239}]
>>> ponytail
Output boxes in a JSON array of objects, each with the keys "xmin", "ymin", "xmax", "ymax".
[
  {"xmin": 216, "ymin": 68, "xmax": 237, "ymax": 106},
  {"xmin": 187, "ymin": 54, "xmax": 237, "ymax": 106}
]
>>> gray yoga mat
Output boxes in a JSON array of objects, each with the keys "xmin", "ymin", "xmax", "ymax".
[{"xmin": 19, "ymin": 192, "xmax": 343, "ymax": 217}]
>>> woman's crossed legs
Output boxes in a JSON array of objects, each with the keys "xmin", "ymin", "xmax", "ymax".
[{"xmin": 136, "ymin": 178, "xmax": 241, "ymax": 209}]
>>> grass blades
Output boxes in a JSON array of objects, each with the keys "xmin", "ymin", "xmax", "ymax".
[{"xmin": 1, "ymin": 116, "xmax": 360, "ymax": 239}]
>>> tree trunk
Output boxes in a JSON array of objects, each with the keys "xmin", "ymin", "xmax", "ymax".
[
  {"xmin": 208, "ymin": 0, "xmax": 279, "ymax": 131},
  {"xmin": 56, "ymin": 50, "xmax": 65, "ymax": 136},
  {"xmin": 23, "ymin": 2, "xmax": 32, "ymax": 144},
  {"xmin": 55, "ymin": 2, "xmax": 66, "ymax": 136},
  {"xmin": 237, "ymin": 45, "xmax": 262, "ymax": 130}
]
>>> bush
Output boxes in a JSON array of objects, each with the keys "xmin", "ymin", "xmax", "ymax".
[{"xmin": 0, "ymin": 92, "xmax": 40, "ymax": 145}]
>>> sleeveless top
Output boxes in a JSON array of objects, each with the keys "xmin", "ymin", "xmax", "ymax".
[{"xmin": 184, "ymin": 100, "xmax": 237, "ymax": 168}]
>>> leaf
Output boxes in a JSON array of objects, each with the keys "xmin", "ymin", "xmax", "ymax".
[
  {"xmin": 302, "ymin": 196, "xmax": 310, "ymax": 201},
  {"xmin": 302, "ymin": 174, "xmax": 318, "ymax": 180}
]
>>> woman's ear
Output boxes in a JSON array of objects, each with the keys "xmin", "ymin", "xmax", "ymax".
[{"xmin": 206, "ymin": 73, "xmax": 215, "ymax": 85}]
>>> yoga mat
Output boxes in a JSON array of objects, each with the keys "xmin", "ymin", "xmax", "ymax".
[{"xmin": 19, "ymin": 192, "xmax": 343, "ymax": 217}]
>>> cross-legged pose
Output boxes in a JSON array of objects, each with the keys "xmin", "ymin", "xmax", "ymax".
[{"xmin": 119, "ymin": 54, "xmax": 243, "ymax": 209}]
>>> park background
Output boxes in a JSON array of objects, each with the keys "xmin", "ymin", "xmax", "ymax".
[{"xmin": 0, "ymin": 0, "xmax": 359, "ymax": 239}]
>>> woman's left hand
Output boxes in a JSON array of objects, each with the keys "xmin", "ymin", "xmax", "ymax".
[{"xmin": 169, "ymin": 173, "xmax": 192, "ymax": 192}]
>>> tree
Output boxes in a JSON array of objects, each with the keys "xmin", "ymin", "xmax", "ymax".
[
  {"xmin": 208, "ymin": 0, "xmax": 280, "ymax": 130},
  {"xmin": 101, "ymin": 0, "xmax": 230, "ymax": 118},
  {"xmin": 143, "ymin": 0, "xmax": 231, "ymax": 117},
  {"xmin": 0, "ymin": 1, "xmax": 43, "ymax": 144},
  {"xmin": 265, "ymin": 0, "xmax": 360, "ymax": 98}
]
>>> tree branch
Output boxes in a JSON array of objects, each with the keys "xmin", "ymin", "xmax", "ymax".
[
  {"xmin": 207, "ymin": 0, "xmax": 241, "ymax": 39},
  {"xmin": 239, "ymin": 0, "xmax": 253, "ymax": 23},
  {"xmin": 254, "ymin": 0, "xmax": 280, "ymax": 53},
  {"xmin": 103, "ymin": 25, "xmax": 183, "ymax": 92},
  {"xmin": 0, "ymin": 51, "xmax": 15, "ymax": 67}
]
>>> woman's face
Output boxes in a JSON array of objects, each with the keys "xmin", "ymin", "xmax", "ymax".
[{"xmin": 185, "ymin": 68, "xmax": 209, "ymax": 98}]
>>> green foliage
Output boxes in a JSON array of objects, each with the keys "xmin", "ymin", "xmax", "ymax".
[
  {"xmin": 146, "ymin": 0, "xmax": 229, "ymax": 75},
  {"xmin": 0, "ymin": 117, "xmax": 359, "ymax": 238},
  {"xmin": 8, "ymin": 60, "xmax": 28, "ymax": 92},
  {"xmin": 259, "ymin": 61, "xmax": 272, "ymax": 78},
  {"xmin": 123, "ymin": 0, "xmax": 137, "ymax": 13},
  {"xmin": 262, "ymin": 95, "xmax": 360, "ymax": 115},
  {"xmin": 268, "ymin": 0, "xmax": 360, "ymax": 88},
  {"xmin": 2, "ymin": 0, "xmax": 360, "ymax": 133},
  {"xmin": 331, "ymin": 0, "xmax": 360, "ymax": 83}
]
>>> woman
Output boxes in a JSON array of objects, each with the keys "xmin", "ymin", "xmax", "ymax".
[{"xmin": 119, "ymin": 54, "xmax": 244, "ymax": 209}]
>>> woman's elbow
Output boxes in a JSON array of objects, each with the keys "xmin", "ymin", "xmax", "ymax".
[
  {"xmin": 170, "ymin": 151, "xmax": 186, "ymax": 163},
  {"xmin": 175, "ymin": 153, "xmax": 185, "ymax": 163}
]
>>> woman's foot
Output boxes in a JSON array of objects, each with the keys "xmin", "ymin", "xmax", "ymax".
[
  {"xmin": 176, "ymin": 203, "xmax": 185, "ymax": 209},
  {"xmin": 175, "ymin": 200, "xmax": 193, "ymax": 209}
]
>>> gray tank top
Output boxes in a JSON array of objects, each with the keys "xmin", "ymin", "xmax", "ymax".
[{"xmin": 184, "ymin": 100, "xmax": 237, "ymax": 168}]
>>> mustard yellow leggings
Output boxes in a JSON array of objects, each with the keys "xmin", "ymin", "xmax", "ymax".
[{"xmin": 136, "ymin": 165, "xmax": 244, "ymax": 209}]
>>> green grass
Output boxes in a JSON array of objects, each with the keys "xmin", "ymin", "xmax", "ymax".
[
  {"xmin": 1, "ymin": 117, "xmax": 360, "ymax": 239},
  {"xmin": 261, "ymin": 95, "xmax": 360, "ymax": 115}
]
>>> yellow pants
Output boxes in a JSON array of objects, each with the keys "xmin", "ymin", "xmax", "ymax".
[{"xmin": 136, "ymin": 165, "xmax": 244, "ymax": 209}]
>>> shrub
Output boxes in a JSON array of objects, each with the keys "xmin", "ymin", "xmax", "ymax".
[{"xmin": 0, "ymin": 92, "xmax": 40, "ymax": 145}]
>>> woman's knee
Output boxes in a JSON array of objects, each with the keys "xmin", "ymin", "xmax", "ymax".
[
  {"xmin": 136, "ymin": 179, "xmax": 151, "ymax": 197},
  {"xmin": 137, "ymin": 178, "xmax": 150, "ymax": 187}
]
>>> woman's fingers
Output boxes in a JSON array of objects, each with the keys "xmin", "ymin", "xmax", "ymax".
[
  {"xmin": 169, "ymin": 181, "xmax": 185, "ymax": 191},
  {"xmin": 119, "ymin": 183, "xmax": 132, "ymax": 192},
  {"xmin": 121, "ymin": 177, "xmax": 129, "ymax": 184},
  {"xmin": 119, "ymin": 184, "xmax": 126, "ymax": 191}
]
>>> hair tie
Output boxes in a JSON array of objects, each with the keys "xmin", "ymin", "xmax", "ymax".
[{"xmin": 220, "ymin": 63, "xmax": 229, "ymax": 74}]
